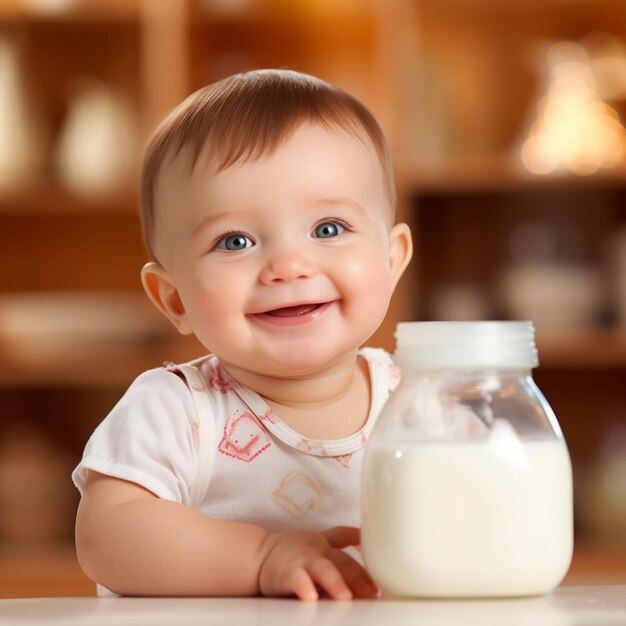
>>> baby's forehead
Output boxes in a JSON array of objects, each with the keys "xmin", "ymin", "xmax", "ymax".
[
  {"xmin": 152, "ymin": 122, "xmax": 394, "ymax": 247},
  {"xmin": 194, "ymin": 120, "xmax": 376, "ymax": 172},
  {"xmin": 199, "ymin": 137, "xmax": 381, "ymax": 195},
  {"xmin": 170, "ymin": 121, "xmax": 385, "ymax": 186}
]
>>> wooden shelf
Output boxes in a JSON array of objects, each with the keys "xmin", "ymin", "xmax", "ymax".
[
  {"xmin": 564, "ymin": 539, "xmax": 626, "ymax": 585},
  {"xmin": 399, "ymin": 158, "xmax": 626, "ymax": 196},
  {"xmin": 0, "ymin": 544, "xmax": 94, "ymax": 599},
  {"xmin": 0, "ymin": 181, "xmax": 137, "ymax": 214},
  {"xmin": 0, "ymin": 0, "xmax": 375, "ymax": 30},
  {"xmin": 413, "ymin": 0, "xmax": 626, "ymax": 39},
  {"xmin": 414, "ymin": 0, "xmax": 626, "ymax": 15},
  {"xmin": 192, "ymin": 4, "xmax": 376, "ymax": 28},
  {"xmin": 537, "ymin": 330, "xmax": 626, "ymax": 369},
  {"xmin": 0, "ymin": 336, "xmax": 204, "ymax": 387},
  {"xmin": 0, "ymin": 0, "xmax": 140, "ymax": 23}
]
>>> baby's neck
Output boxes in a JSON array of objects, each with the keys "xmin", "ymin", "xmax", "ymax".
[
  {"xmin": 222, "ymin": 351, "xmax": 361, "ymax": 408},
  {"xmin": 221, "ymin": 351, "xmax": 371, "ymax": 439}
]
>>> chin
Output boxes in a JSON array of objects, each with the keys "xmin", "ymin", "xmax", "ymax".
[
  {"xmin": 271, "ymin": 341, "xmax": 362, "ymax": 376},
  {"xmin": 274, "ymin": 353, "xmax": 333, "ymax": 376}
]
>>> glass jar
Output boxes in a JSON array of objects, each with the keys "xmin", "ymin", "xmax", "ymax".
[{"xmin": 361, "ymin": 321, "xmax": 573, "ymax": 598}]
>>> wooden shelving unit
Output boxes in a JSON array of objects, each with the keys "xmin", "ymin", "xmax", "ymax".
[
  {"xmin": 0, "ymin": 545, "xmax": 94, "ymax": 599},
  {"xmin": 537, "ymin": 330, "xmax": 626, "ymax": 369},
  {"xmin": 400, "ymin": 0, "xmax": 626, "ymax": 568},
  {"xmin": 0, "ymin": 182, "xmax": 136, "ymax": 214},
  {"xmin": 398, "ymin": 159, "xmax": 626, "ymax": 195},
  {"xmin": 0, "ymin": 335, "xmax": 202, "ymax": 387},
  {"xmin": 0, "ymin": 0, "xmax": 141, "ymax": 22},
  {"xmin": 0, "ymin": 5, "xmax": 407, "ymax": 597},
  {"xmin": 1, "ymin": 0, "xmax": 626, "ymax": 595}
]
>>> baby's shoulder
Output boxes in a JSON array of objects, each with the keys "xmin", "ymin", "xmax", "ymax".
[
  {"xmin": 128, "ymin": 363, "xmax": 191, "ymax": 394},
  {"xmin": 115, "ymin": 363, "xmax": 200, "ymax": 418},
  {"xmin": 360, "ymin": 346, "xmax": 392, "ymax": 363},
  {"xmin": 359, "ymin": 346, "xmax": 402, "ymax": 390},
  {"xmin": 160, "ymin": 354, "xmax": 234, "ymax": 395}
]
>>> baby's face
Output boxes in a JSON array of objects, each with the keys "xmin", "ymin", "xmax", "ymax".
[{"xmin": 151, "ymin": 122, "xmax": 408, "ymax": 377}]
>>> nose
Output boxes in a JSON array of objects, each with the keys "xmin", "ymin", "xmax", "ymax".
[{"xmin": 259, "ymin": 248, "xmax": 318, "ymax": 285}]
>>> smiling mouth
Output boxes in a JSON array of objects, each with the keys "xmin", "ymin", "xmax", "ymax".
[
  {"xmin": 264, "ymin": 303, "xmax": 324, "ymax": 317},
  {"xmin": 249, "ymin": 301, "xmax": 335, "ymax": 326}
]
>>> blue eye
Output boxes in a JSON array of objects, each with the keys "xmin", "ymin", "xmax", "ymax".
[
  {"xmin": 314, "ymin": 221, "xmax": 345, "ymax": 239},
  {"xmin": 217, "ymin": 233, "xmax": 253, "ymax": 251}
]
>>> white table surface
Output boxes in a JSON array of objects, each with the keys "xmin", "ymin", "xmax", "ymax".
[{"xmin": 0, "ymin": 586, "xmax": 625, "ymax": 626}]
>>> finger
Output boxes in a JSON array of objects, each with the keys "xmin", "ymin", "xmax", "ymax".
[
  {"xmin": 330, "ymin": 552, "xmax": 379, "ymax": 598},
  {"xmin": 281, "ymin": 567, "xmax": 319, "ymax": 602},
  {"xmin": 322, "ymin": 526, "xmax": 360, "ymax": 549},
  {"xmin": 329, "ymin": 550, "xmax": 379, "ymax": 596},
  {"xmin": 307, "ymin": 557, "xmax": 353, "ymax": 601}
]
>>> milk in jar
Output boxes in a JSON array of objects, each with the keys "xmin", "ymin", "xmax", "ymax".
[{"xmin": 361, "ymin": 322, "xmax": 574, "ymax": 598}]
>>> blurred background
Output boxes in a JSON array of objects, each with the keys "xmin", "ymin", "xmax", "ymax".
[{"xmin": 1, "ymin": 0, "xmax": 626, "ymax": 597}]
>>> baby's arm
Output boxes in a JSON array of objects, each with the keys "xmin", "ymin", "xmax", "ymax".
[{"xmin": 75, "ymin": 471, "xmax": 378, "ymax": 600}]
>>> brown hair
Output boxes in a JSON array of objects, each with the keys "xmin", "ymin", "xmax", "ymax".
[{"xmin": 140, "ymin": 69, "xmax": 396, "ymax": 259}]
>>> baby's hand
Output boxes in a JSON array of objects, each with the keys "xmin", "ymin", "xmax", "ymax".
[{"xmin": 257, "ymin": 526, "xmax": 379, "ymax": 601}]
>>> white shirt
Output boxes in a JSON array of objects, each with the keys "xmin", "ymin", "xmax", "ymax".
[{"xmin": 72, "ymin": 347, "xmax": 400, "ymax": 595}]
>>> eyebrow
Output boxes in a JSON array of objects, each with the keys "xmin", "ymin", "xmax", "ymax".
[
  {"xmin": 191, "ymin": 210, "xmax": 241, "ymax": 238},
  {"xmin": 191, "ymin": 197, "xmax": 366, "ymax": 237},
  {"xmin": 311, "ymin": 197, "xmax": 367, "ymax": 214}
]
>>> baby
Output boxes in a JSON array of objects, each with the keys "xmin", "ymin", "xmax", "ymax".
[{"xmin": 73, "ymin": 69, "xmax": 412, "ymax": 601}]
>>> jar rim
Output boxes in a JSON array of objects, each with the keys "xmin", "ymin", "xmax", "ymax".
[{"xmin": 394, "ymin": 321, "xmax": 539, "ymax": 369}]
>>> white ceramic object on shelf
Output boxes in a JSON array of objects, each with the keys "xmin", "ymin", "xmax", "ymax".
[
  {"xmin": 499, "ymin": 263, "xmax": 603, "ymax": 332},
  {"xmin": 0, "ymin": 37, "xmax": 46, "ymax": 187},
  {"xmin": 0, "ymin": 291, "xmax": 169, "ymax": 356},
  {"xmin": 19, "ymin": 0, "xmax": 82, "ymax": 14},
  {"xmin": 54, "ymin": 78, "xmax": 137, "ymax": 194}
]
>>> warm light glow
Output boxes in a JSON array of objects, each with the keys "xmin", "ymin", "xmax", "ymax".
[
  {"xmin": 520, "ymin": 135, "xmax": 558, "ymax": 175},
  {"xmin": 520, "ymin": 40, "xmax": 626, "ymax": 176}
]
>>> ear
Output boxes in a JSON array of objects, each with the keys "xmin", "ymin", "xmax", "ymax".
[
  {"xmin": 140, "ymin": 262, "xmax": 193, "ymax": 335},
  {"xmin": 388, "ymin": 222, "xmax": 413, "ymax": 292}
]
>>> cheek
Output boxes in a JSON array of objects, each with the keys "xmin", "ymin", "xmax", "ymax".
[
  {"xmin": 179, "ymin": 267, "xmax": 241, "ymax": 325},
  {"xmin": 339, "ymin": 249, "xmax": 392, "ymax": 298}
]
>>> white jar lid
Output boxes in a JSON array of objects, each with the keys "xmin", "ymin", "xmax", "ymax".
[{"xmin": 394, "ymin": 321, "xmax": 539, "ymax": 369}]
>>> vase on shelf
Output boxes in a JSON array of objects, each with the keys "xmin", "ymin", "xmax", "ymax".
[
  {"xmin": 0, "ymin": 36, "xmax": 47, "ymax": 188},
  {"xmin": 54, "ymin": 77, "xmax": 138, "ymax": 195}
]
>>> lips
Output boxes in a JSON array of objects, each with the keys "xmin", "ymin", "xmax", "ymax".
[
  {"xmin": 264, "ymin": 303, "xmax": 323, "ymax": 317},
  {"xmin": 249, "ymin": 301, "xmax": 336, "ymax": 326}
]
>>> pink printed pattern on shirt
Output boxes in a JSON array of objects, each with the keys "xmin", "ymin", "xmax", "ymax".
[
  {"xmin": 272, "ymin": 470, "xmax": 326, "ymax": 517},
  {"xmin": 295, "ymin": 438, "xmax": 330, "ymax": 457},
  {"xmin": 333, "ymin": 454, "xmax": 352, "ymax": 468},
  {"xmin": 218, "ymin": 411, "xmax": 271, "ymax": 462},
  {"xmin": 191, "ymin": 421, "xmax": 200, "ymax": 449},
  {"xmin": 207, "ymin": 361, "xmax": 234, "ymax": 393},
  {"xmin": 258, "ymin": 409, "xmax": 280, "ymax": 425},
  {"xmin": 389, "ymin": 362, "xmax": 401, "ymax": 390}
]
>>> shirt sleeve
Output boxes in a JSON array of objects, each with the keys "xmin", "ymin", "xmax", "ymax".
[{"xmin": 71, "ymin": 368, "xmax": 198, "ymax": 505}]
